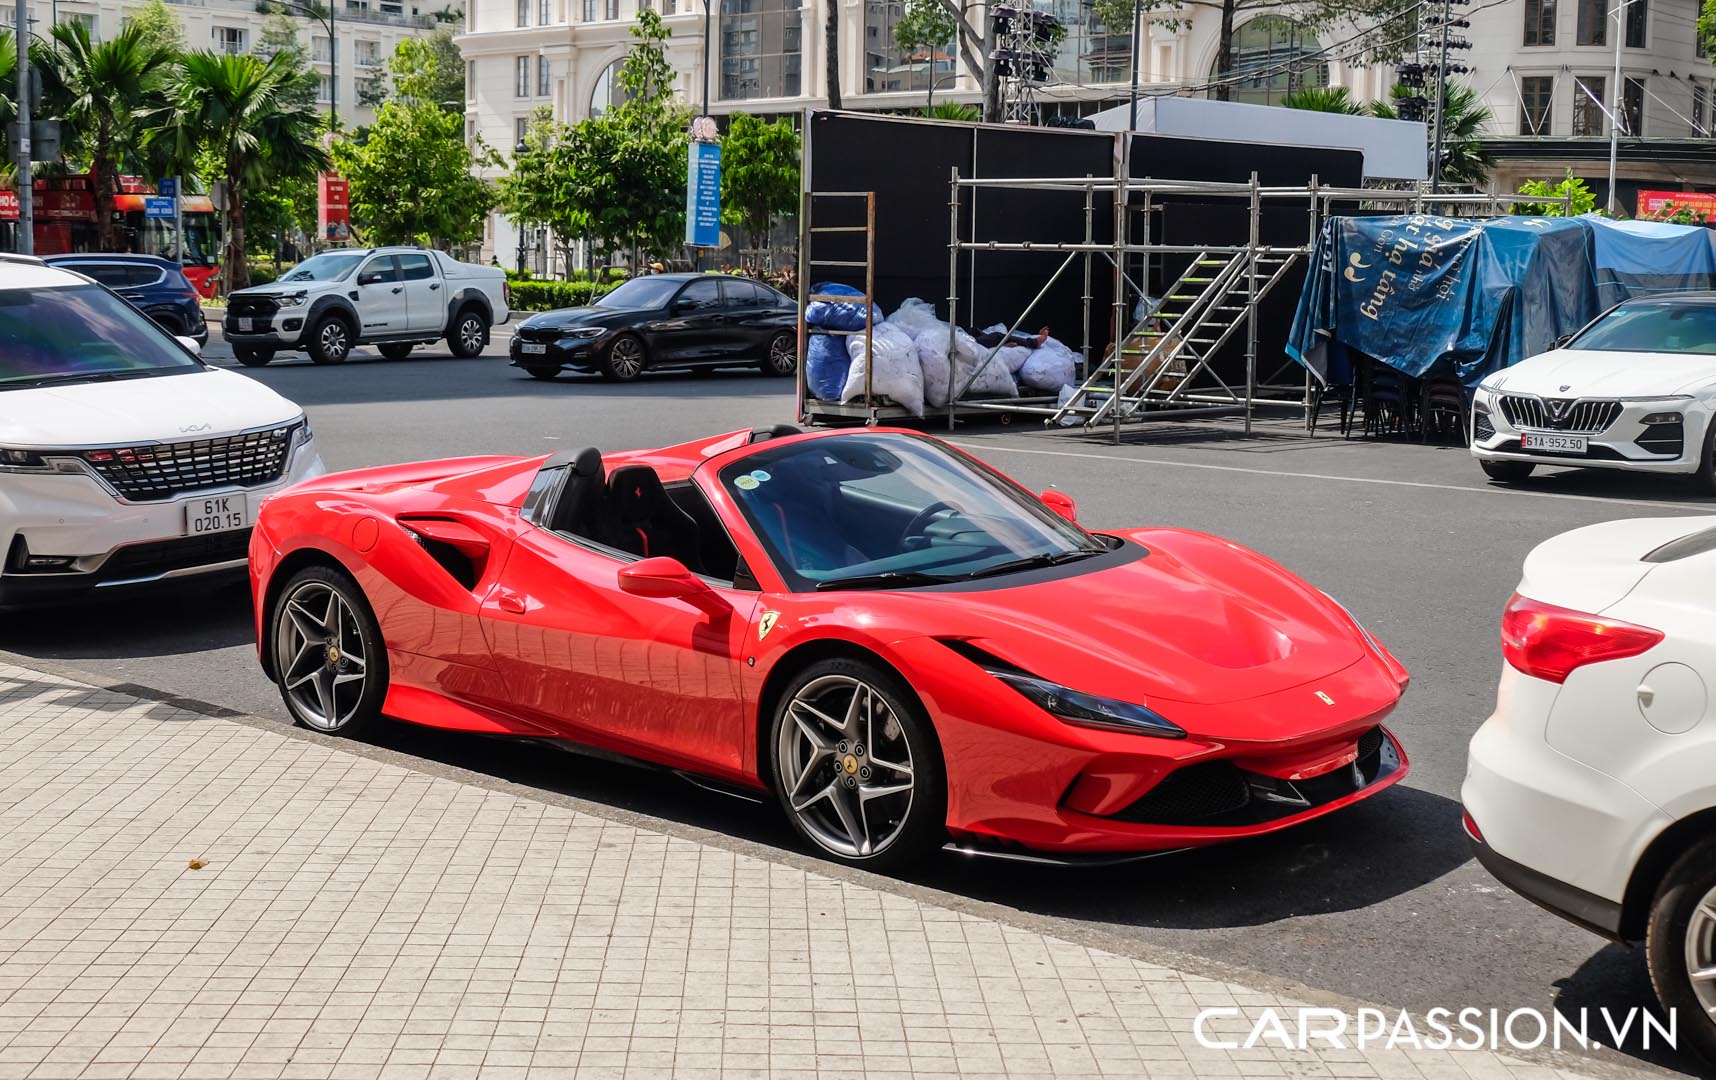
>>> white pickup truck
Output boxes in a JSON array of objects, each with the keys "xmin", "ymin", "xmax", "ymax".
[{"xmin": 222, "ymin": 246, "xmax": 511, "ymax": 366}]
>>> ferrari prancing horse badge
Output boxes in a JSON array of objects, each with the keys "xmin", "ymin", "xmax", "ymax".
[{"xmin": 758, "ymin": 610, "xmax": 780, "ymax": 641}]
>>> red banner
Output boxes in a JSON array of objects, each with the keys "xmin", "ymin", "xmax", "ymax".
[
  {"xmin": 318, "ymin": 173, "xmax": 351, "ymax": 242},
  {"xmin": 1637, "ymin": 189, "xmax": 1716, "ymax": 222},
  {"xmin": 0, "ymin": 190, "xmax": 16, "ymax": 222}
]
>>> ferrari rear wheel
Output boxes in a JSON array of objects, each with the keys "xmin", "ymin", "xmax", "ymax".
[
  {"xmin": 770, "ymin": 658, "xmax": 945, "ymax": 871},
  {"xmin": 271, "ymin": 566, "xmax": 387, "ymax": 737}
]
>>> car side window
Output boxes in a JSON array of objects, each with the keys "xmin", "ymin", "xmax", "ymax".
[
  {"xmin": 357, "ymin": 256, "xmax": 400, "ymax": 285},
  {"xmin": 398, "ymin": 254, "xmax": 434, "ymax": 281},
  {"xmin": 723, "ymin": 280, "xmax": 760, "ymax": 308},
  {"xmin": 675, "ymin": 278, "xmax": 721, "ymax": 312}
]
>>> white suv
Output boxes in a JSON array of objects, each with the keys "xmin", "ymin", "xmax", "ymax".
[
  {"xmin": 1463, "ymin": 515, "xmax": 1716, "ymax": 1063},
  {"xmin": 0, "ymin": 255, "xmax": 324, "ymax": 608}
]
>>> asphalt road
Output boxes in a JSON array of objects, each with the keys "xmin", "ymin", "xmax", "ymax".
[{"xmin": 8, "ymin": 327, "xmax": 1716, "ymax": 1076}]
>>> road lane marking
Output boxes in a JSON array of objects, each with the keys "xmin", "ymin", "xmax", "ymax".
[{"xmin": 951, "ymin": 440, "xmax": 1714, "ymax": 513}]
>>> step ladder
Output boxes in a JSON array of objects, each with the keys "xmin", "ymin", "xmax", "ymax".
[{"xmin": 1048, "ymin": 247, "xmax": 1302, "ymax": 429}]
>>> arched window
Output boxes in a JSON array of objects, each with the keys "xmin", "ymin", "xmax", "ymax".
[
  {"xmin": 1218, "ymin": 16, "xmax": 1327, "ymax": 106},
  {"xmin": 720, "ymin": 0, "xmax": 803, "ymax": 101},
  {"xmin": 589, "ymin": 59, "xmax": 630, "ymax": 117}
]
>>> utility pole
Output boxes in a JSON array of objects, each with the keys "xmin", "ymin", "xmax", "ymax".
[
  {"xmin": 1606, "ymin": 0, "xmax": 1628, "ymax": 215},
  {"xmin": 1428, "ymin": 0, "xmax": 1452, "ymax": 193},
  {"xmin": 1127, "ymin": 0, "xmax": 1141, "ymax": 129},
  {"xmin": 15, "ymin": 0, "xmax": 30, "ymax": 255},
  {"xmin": 700, "ymin": 0, "xmax": 711, "ymax": 117}
]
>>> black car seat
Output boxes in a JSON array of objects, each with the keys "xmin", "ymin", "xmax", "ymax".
[
  {"xmin": 602, "ymin": 465, "xmax": 705, "ymax": 573},
  {"xmin": 546, "ymin": 446, "xmax": 606, "ymax": 540}
]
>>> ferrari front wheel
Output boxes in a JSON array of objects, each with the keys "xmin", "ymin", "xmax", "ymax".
[
  {"xmin": 271, "ymin": 565, "xmax": 388, "ymax": 737},
  {"xmin": 770, "ymin": 658, "xmax": 945, "ymax": 871}
]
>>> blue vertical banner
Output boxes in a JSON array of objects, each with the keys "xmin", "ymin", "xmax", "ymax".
[{"xmin": 685, "ymin": 140, "xmax": 722, "ymax": 248}]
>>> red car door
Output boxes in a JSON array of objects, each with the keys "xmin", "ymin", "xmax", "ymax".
[{"xmin": 478, "ymin": 525, "xmax": 761, "ymax": 782}]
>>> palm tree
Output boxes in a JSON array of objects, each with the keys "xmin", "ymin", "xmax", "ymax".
[
  {"xmin": 825, "ymin": 5, "xmax": 842, "ymax": 109},
  {"xmin": 152, "ymin": 51, "xmax": 326, "ymax": 292},
  {"xmin": 1368, "ymin": 81, "xmax": 1495, "ymax": 189},
  {"xmin": 1281, "ymin": 86, "xmax": 1367, "ymax": 115},
  {"xmin": 36, "ymin": 22, "xmax": 174, "ymax": 251}
]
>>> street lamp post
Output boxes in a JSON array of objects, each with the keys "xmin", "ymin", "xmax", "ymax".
[
  {"xmin": 514, "ymin": 141, "xmax": 529, "ymax": 273},
  {"xmin": 927, "ymin": 70, "xmax": 957, "ymax": 108},
  {"xmin": 269, "ymin": 0, "xmax": 339, "ymax": 130},
  {"xmin": 1127, "ymin": 0, "xmax": 1141, "ymax": 130},
  {"xmin": 1606, "ymin": 0, "xmax": 1640, "ymax": 215},
  {"xmin": 701, "ymin": 0, "xmax": 712, "ymax": 117}
]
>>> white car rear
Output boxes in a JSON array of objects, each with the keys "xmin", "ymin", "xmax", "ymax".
[
  {"xmin": 0, "ymin": 255, "xmax": 324, "ymax": 608},
  {"xmin": 1471, "ymin": 295, "xmax": 1716, "ymax": 490},
  {"xmin": 1463, "ymin": 515, "xmax": 1716, "ymax": 1063}
]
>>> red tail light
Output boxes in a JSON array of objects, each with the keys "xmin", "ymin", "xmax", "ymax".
[{"xmin": 1500, "ymin": 593, "xmax": 1663, "ymax": 684}]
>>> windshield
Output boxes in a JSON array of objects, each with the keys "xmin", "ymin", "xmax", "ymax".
[
  {"xmin": 1570, "ymin": 302, "xmax": 1716, "ymax": 355},
  {"xmin": 0, "ymin": 285, "xmax": 202, "ymax": 389},
  {"xmin": 279, "ymin": 252, "xmax": 365, "ymax": 282},
  {"xmin": 595, "ymin": 277, "xmax": 683, "ymax": 310},
  {"xmin": 718, "ymin": 432, "xmax": 1102, "ymax": 591}
]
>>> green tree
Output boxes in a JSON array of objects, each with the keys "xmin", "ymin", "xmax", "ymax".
[
  {"xmin": 127, "ymin": 0, "xmax": 186, "ymax": 54},
  {"xmin": 254, "ymin": 12, "xmax": 318, "ymax": 109},
  {"xmin": 152, "ymin": 50, "xmax": 328, "ymax": 291},
  {"xmin": 386, "ymin": 29, "xmax": 467, "ymax": 112},
  {"xmin": 496, "ymin": 105, "xmax": 561, "ymax": 232},
  {"xmin": 1282, "ymin": 85, "xmax": 1367, "ymax": 114},
  {"xmin": 894, "ymin": 0, "xmax": 956, "ymax": 106},
  {"xmin": 720, "ymin": 113, "xmax": 799, "ymax": 252},
  {"xmin": 37, "ymin": 21, "xmax": 175, "ymax": 250},
  {"xmin": 1370, "ymin": 81, "xmax": 1494, "ymax": 188},
  {"xmin": 332, "ymin": 99, "xmax": 496, "ymax": 247},
  {"xmin": 1511, "ymin": 170, "xmax": 1597, "ymax": 217},
  {"xmin": 920, "ymin": 101, "xmax": 979, "ymax": 121},
  {"xmin": 561, "ymin": 11, "xmax": 689, "ymax": 264}
]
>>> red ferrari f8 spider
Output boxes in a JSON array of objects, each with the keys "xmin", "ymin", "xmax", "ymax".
[{"xmin": 250, "ymin": 426, "xmax": 1410, "ymax": 870}]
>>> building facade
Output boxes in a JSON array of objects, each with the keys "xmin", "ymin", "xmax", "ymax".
[{"xmin": 3, "ymin": 0, "xmax": 455, "ymax": 129}]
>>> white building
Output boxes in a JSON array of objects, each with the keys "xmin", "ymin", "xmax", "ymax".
[
  {"xmin": 3, "ymin": 0, "xmax": 456, "ymax": 129},
  {"xmin": 459, "ymin": 0, "xmax": 1715, "ymax": 263}
]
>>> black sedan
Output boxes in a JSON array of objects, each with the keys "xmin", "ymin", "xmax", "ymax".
[{"xmin": 509, "ymin": 273, "xmax": 798, "ymax": 381}]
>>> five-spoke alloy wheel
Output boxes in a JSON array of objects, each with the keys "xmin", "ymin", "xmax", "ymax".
[
  {"xmin": 770, "ymin": 659, "xmax": 944, "ymax": 870},
  {"xmin": 271, "ymin": 566, "xmax": 387, "ymax": 736}
]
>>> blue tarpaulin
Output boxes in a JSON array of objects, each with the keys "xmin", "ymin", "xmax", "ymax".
[{"xmin": 1286, "ymin": 213, "xmax": 1716, "ymax": 386}]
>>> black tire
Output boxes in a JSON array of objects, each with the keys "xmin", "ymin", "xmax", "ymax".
[
  {"xmin": 524, "ymin": 366, "xmax": 562, "ymax": 381},
  {"xmin": 1646, "ymin": 835, "xmax": 1716, "ymax": 1065},
  {"xmin": 307, "ymin": 314, "xmax": 353, "ymax": 365},
  {"xmin": 150, "ymin": 312, "xmax": 186, "ymax": 336},
  {"xmin": 268, "ymin": 564, "xmax": 388, "ymax": 738},
  {"xmin": 234, "ymin": 345, "xmax": 276, "ymax": 368},
  {"xmin": 1479, "ymin": 459, "xmax": 1535, "ymax": 484},
  {"xmin": 760, "ymin": 331, "xmax": 797, "ymax": 377},
  {"xmin": 447, "ymin": 308, "xmax": 488, "ymax": 358},
  {"xmin": 768, "ymin": 656, "xmax": 946, "ymax": 873},
  {"xmin": 601, "ymin": 334, "xmax": 647, "ymax": 381},
  {"xmin": 1695, "ymin": 416, "xmax": 1716, "ymax": 496},
  {"xmin": 378, "ymin": 342, "xmax": 414, "ymax": 360}
]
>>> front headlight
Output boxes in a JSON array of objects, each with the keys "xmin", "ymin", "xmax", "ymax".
[
  {"xmin": 277, "ymin": 292, "xmax": 308, "ymax": 308},
  {"xmin": 561, "ymin": 326, "xmax": 606, "ymax": 339},
  {"xmin": 986, "ymin": 668, "xmax": 1185, "ymax": 739},
  {"xmin": 0, "ymin": 447, "xmax": 51, "ymax": 471}
]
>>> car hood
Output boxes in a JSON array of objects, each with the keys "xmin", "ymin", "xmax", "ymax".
[
  {"xmin": 1491, "ymin": 348, "xmax": 1716, "ymax": 398},
  {"xmin": 895, "ymin": 528, "xmax": 1371, "ymax": 709},
  {"xmin": 0, "ymin": 368, "xmax": 304, "ymax": 447},
  {"xmin": 520, "ymin": 307, "xmax": 635, "ymax": 331}
]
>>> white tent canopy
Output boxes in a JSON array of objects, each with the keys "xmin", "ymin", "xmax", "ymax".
[{"xmin": 1089, "ymin": 96, "xmax": 1429, "ymax": 183}]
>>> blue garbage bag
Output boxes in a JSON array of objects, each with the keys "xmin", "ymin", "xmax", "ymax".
[
  {"xmin": 805, "ymin": 282, "xmax": 879, "ymax": 331},
  {"xmin": 806, "ymin": 334, "xmax": 851, "ymax": 402}
]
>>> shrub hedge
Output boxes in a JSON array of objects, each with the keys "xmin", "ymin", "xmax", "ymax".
[{"xmin": 509, "ymin": 279, "xmax": 618, "ymax": 311}]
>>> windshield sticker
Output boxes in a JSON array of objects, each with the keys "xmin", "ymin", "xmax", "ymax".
[
  {"xmin": 749, "ymin": 469, "xmax": 771, "ymax": 483},
  {"xmin": 734, "ymin": 475, "xmax": 759, "ymax": 491}
]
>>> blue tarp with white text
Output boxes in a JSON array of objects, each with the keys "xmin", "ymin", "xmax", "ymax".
[{"xmin": 1285, "ymin": 213, "xmax": 1716, "ymax": 386}]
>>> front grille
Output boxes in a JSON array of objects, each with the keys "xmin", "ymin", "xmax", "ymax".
[
  {"xmin": 1472, "ymin": 408, "xmax": 1495, "ymax": 441},
  {"xmin": 83, "ymin": 425, "xmax": 296, "ymax": 501},
  {"xmin": 101, "ymin": 530, "xmax": 252, "ymax": 579},
  {"xmin": 1499, "ymin": 395, "xmax": 1621, "ymax": 434},
  {"xmin": 227, "ymin": 294, "xmax": 280, "ymax": 318},
  {"xmin": 516, "ymin": 325, "xmax": 567, "ymax": 343},
  {"xmin": 1112, "ymin": 725, "xmax": 1396, "ymax": 828},
  {"xmin": 1636, "ymin": 422, "xmax": 1685, "ymax": 457},
  {"xmin": 1111, "ymin": 762, "xmax": 1251, "ymax": 825}
]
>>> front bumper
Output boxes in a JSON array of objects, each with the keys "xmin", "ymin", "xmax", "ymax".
[
  {"xmin": 1461, "ymin": 666, "xmax": 1672, "ymax": 938},
  {"xmin": 510, "ymin": 332, "xmax": 609, "ymax": 371},
  {"xmin": 223, "ymin": 310, "xmax": 308, "ymax": 347},
  {"xmin": 0, "ymin": 442, "xmax": 325, "ymax": 608},
  {"xmin": 1470, "ymin": 394, "xmax": 1707, "ymax": 474}
]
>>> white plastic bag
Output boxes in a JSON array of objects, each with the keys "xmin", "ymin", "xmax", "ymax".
[
  {"xmin": 842, "ymin": 323, "xmax": 925, "ymax": 416},
  {"xmin": 953, "ymin": 330, "xmax": 1018, "ymax": 399},
  {"xmin": 1055, "ymin": 384, "xmax": 1084, "ymax": 426},
  {"xmin": 914, "ymin": 328, "xmax": 955, "ymax": 408},
  {"xmin": 1019, "ymin": 336, "xmax": 1079, "ymax": 392},
  {"xmin": 888, "ymin": 298, "xmax": 945, "ymax": 339}
]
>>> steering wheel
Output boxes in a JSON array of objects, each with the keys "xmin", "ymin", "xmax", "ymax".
[{"xmin": 901, "ymin": 501, "xmax": 959, "ymax": 548}]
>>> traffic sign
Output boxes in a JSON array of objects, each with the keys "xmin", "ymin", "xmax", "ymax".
[
  {"xmin": 143, "ymin": 196, "xmax": 176, "ymax": 219},
  {"xmin": 157, "ymin": 178, "xmax": 177, "ymax": 198}
]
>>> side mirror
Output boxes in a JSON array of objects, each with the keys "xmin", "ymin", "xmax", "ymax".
[
  {"xmin": 618, "ymin": 556, "xmax": 714, "ymax": 600},
  {"xmin": 175, "ymin": 335, "xmax": 202, "ymax": 356},
  {"xmin": 1040, "ymin": 489, "xmax": 1078, "ymax": 522},
  {"xmin": 358, "ymin": 271, "xmax": 383, "ymax": 286},
  {"xmin": 1551, "ymin": 333, "xmax": 1575, "ymax": 349}
]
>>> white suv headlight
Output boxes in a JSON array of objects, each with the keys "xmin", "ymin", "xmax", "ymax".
[
  {"xmin": 0, "ymin": 448, "xmax": 51, "ymax": 471},
  {"xmin": 276, "ymin": 292, "xmax": 309, "ymax": 308}
]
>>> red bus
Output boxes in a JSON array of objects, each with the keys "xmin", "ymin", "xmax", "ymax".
[{"xmin": 1, "ymin": 175, "xmax": 223, "ymax": 297}]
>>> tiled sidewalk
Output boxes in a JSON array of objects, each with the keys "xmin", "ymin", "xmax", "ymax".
[{"xmin": 0, "ymin": 662, "xmax": 1645, "ymax": 1080}]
